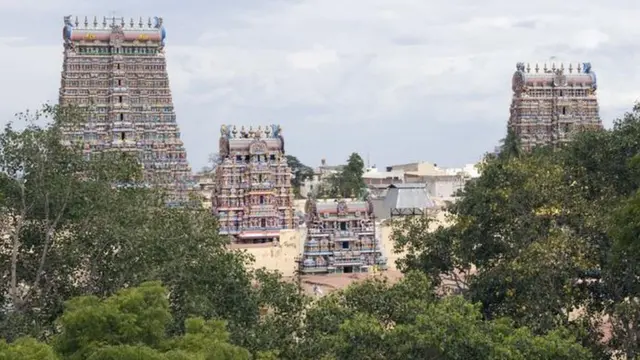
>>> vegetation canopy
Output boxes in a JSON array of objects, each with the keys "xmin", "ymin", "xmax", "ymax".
[{"xmin": 3, "ymin": 103, "xmax": 640, "ymax": 359}]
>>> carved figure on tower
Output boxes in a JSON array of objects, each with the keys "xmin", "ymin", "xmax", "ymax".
[
  {"xmin": 219, "ymin": 124, "xmax": 231, "ymax": 158},
  {"xmin": 63, "ymin": 15, "xmax": 74, "ymax": 48},
  {"xmin": 271, "ymin": 124, "xmax": 285, "ymax": 154}
]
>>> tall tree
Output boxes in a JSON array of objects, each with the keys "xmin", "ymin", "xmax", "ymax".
[
  {"xmin": 325, "ymin": 153, "xmax": 365, "ymax": 198},
  {"xmin": 390, "ymin": 103, "xmax": 640, "ymax": 358},
  {"xmin": 1, "ymin": 282, "xmax": 256, "ymax": 360},
  {"xmin": 296, "ymin": 272, "xmax": 592, "ymax": 360},
  {"xmin": 285, "ymin": 155, "xmax": 314, "ymax": 198},
  {"xmin": 499, "ymin": 127, "xmax": 522, "ymax": 159},
  {"xmin": 0, "ymin": 105, "xmax": 304, "ymax": 349}
]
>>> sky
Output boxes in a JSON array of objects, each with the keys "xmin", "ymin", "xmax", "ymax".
[{"xmin": 1, "ymin": 0, "xmax": 640, "ymax": 171}]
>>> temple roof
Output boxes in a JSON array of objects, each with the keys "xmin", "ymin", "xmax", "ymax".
[
  {"xmin": 63, "ymin": 15, "xmax": 166, "ymax": 44},
  {"xmin": 512, "ymin": 62, "xmax": 597, "ymax": 90}
]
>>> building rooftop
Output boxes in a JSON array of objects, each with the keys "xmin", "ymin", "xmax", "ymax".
[
  {"xmin": 363, "ymin": 168, "xmax": 405, "ymax": 179},
  {"xmin": 374, "ymin": 184, "xmax": 436, "ymax": 218}
]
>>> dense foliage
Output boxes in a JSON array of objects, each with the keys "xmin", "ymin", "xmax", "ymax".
[
  {"xmin": 393, "ymin": 104, "xmax": 640, "ymax": 359},
  {"xmin": 285, "ymin": 155, "xmax": 314, "ymax": 198},
  {"xmin": 0, "ymin": 106, "xmax": 305, "ymax": 355},
  {"xmin": 3, "ymin": 103, "xmax": 640, "ymax": 359},
  {"xmin": 2, "ymin": 275, "xmax": 591, "ymax": 360},
  {"xmin": 318, "ymin": 152, "xmax": 366, "ymax": 198}
]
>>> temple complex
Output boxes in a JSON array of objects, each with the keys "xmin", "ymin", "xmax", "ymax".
[
  {"xmin": 508, "ymin": 62, "xmax": 602, "ymax": 151},
  {"xmin": 302, "ymin": 197, "xmax": 387, "ymax": 274},
  {"xmin": 212, "ymin": 125, "xmax": 295, "ymax": 244},
  {"xmin": 58, "ymin": 15, "xmax": 194, "ymax": 204}
]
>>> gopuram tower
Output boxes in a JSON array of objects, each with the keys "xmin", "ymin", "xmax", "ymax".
[
  {"xmin": 508, "ymin": 62, "xmax": 602, "ymax": 152},
  {"xmin": 58, "ymin": 15, "xmax": 193, "ymax": 204},
  {"xmin": 212, "ymin": 125, "xmax": 295, "ymax": 244}
]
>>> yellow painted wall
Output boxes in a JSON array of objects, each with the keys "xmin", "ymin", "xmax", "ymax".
[
  {"xmin": 241, "ymin": 228, "xmax": 306, "ymax": 277},
  {"xmin": 239, "ymin": 209, "xmax": 451, "ymax": 277}
]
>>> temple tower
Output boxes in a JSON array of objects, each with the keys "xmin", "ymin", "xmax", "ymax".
[
  {"xmin": 212, "ymin": 125, "xmax": 295, "ymax": 244},
  {"xmin": 302, "ymin": 197, "xmax": 387, "ymax": 274},
  {"xmin": 58, "ymin": 15, "xmax": 193, "ymax": 204},
  {"xmin": 508, "ymin": 62, "xmax": 602, "ymax": 151}
]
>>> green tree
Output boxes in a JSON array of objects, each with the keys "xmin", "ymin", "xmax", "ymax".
[
  {"xmin": 499, "ymin": 127, "xmax": 522, "ymax": 160},
  {"xmin": 2, "ymin": 282, "xmax": 254, "ymax": 360},
  {"xmin": 285, "ymin": 155, "xmax": 314, "ymax": 198},
  {"xmin": 390, "ymin": 103, "xmax": 640, "ymax": 358},
  {"xmin": 0, "ymin": 337, "xmax": 59, "ymax": 360},
  {"xmin": 0, "ymin": 105, "xmax": 304, "ymax": 353},
  {"xmin": 324, "ymin": 153, "xmax": 365, "ymax": 198},
  {"xmin": 297, "ymin": 272, "xmax": 591, "ymax": 360}
]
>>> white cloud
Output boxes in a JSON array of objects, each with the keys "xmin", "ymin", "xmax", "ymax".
[
  {"xmin": 287, "ymin": 45, "xmax": 338, "ymax": 70},
  {"xmin": 1, "ymin": 0, "xmax": 640, "ymax": 168}
]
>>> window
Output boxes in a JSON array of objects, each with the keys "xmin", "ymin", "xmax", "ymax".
[
  {"xmin": 562, "ymin": 107, "xmax": 566, "ymax": 115},
  {"xmin": 118, "ymin": 79, "xmax": 122, "ymax": 86},
  {"xmin": 118, "ymin": 96, "xmax": 122, "ymax": 103},
  {"xmin": 116, "ymin": 64, "xmax": 120, "ymax": 70},
  {"xmin": 119, "ymin": 113, "xmax": 124, "ymax": 121},
  {"xmin": 120, "ymin": 132, "xmax": 125, "ymax": 141}
]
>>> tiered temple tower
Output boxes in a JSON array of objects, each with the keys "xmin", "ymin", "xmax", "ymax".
[
  {"xmin": 212, "ymin": 125, "xmax": 295, "ymax": 244},
  {"xmin": 508, "ymin": 62, "xmax": 602, "ymax": 152},
  {"xmin": 58, "ymin": 15, "xmax": 193, "ymax": 204},
  {"xmin": 301, "ymin": 197, "xmax": 387, "ymax": 274}
]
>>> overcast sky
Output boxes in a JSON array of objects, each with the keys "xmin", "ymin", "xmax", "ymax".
[{"xmin": 1, "ymin": 0, "xmax": 639, "ymax": 171}]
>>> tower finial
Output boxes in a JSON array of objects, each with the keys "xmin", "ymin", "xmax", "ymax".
[
  {"xmin": 130, "ymin": 17, "xmax": 134, "ymax": 28},
  {"xmin": 526, "ymin": 63, "xmax": 531, "ymax": 73},
  {"xmin": 568, "ymin": 63, "xmax": 573, "ymax": 73},
  {"xmin": 577, "ymin": 63, "xmax": 581, "ymax": 72},
  {"xmin": 103, "ymin": 16, "xmax": 107, "ymax": 28},
  {"xmin": 84, "ymin": 16, "xmax": 88, "ymax": 28},
  {"xmin": 74, "ymin": 16, "xmax": 79, "ymax": 27},
  {"xmin": 147, "ymin": 17, "xmax": 152, "ymax": 28},
  {"xmin": 93, "ymin": 16, "xmax": 98, "ymax": 28},
  {"xmin": 139, "ymin": 16, "xmax": 143, "ymax": 28},
  {"xmin": 535, "ymin": 63, "xmax": 539, "ymax": 73}
]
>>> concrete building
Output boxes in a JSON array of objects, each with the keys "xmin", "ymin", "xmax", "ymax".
[
  {"xmin": 58, "ymin": 15, "xmax": 194, "ymax": 204},
  {"xmin": 362, "ymin": 167, "xmax": 405, "ymax": 186},
  {"xmin": 300, "ymin": 159, "xmax": 342, "ymax": 198},
  {"xmin": 384, "ymin": 161, "xmax": 479, "ymax": 200},
  {"xmin": 509, "ymin": 62, "xmax": 602, "ymax": 152},
  {"xmin": 211, "ymin": 125, "xmax": 295, "ymax": 244}
]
